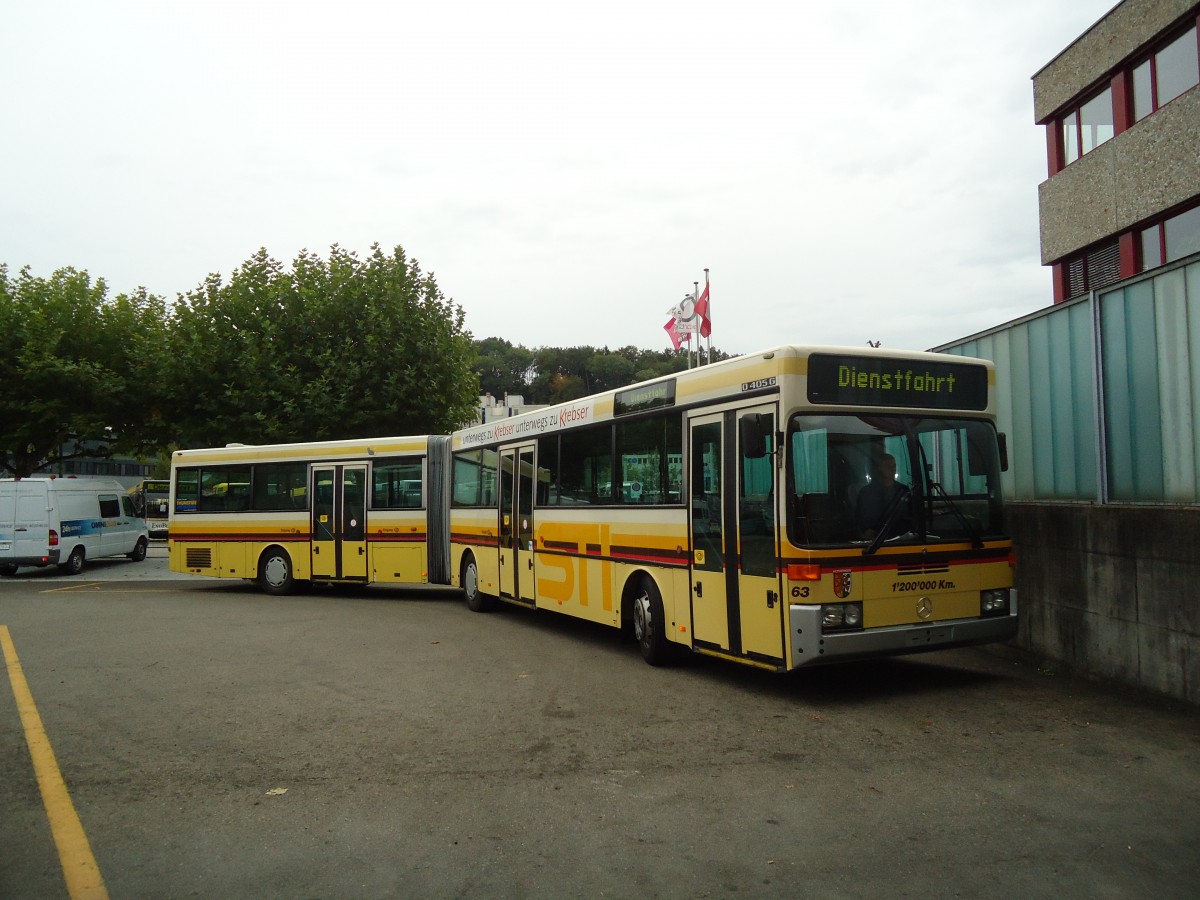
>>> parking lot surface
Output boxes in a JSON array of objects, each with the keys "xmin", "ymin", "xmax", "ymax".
[{"xmin": 2, "ymin": 551, "xmax": 1199, "ymax": 898}]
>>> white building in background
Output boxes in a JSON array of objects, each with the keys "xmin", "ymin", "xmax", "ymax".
[{"xmin": 472, "ymin": 393, "xmax": 548, "ymax": 426}]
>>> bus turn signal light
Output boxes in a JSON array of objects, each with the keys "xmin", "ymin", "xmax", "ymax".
[{"xmin": 787, "ymin": 563, "xmax": 821, "ymax": 582}]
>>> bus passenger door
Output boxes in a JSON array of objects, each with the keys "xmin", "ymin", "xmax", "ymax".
[
  {"xmin": 498, "ymin": 445, "xmax": 536, "ymax": 604},
  {"xmin": 310, "ymin": 464, "xmax": 368, "ymax": 580},
  {"xmin": 689, "ymin": 413, "xmax": 731, "ymax": 651},
  {"xmin": 736, "ymin": 406, "xmax": 783, "ymax": 661},
  {"xmin": 688, "ymin": 405, "xmax": 784, "ymax": 663}
]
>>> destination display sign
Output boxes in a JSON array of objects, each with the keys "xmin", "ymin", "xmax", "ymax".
[
  {"xmin": 614, "ymin": 379, "xmax": 676, "ymax": 416},
  {"xmin": 807, "ymin": 353, "xmax": 988, "ymax": 410}
]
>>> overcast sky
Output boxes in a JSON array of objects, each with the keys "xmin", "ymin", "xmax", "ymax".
[{"xmin": 2, "ymin": 0, "xmax": 1116, "ymax": 356}]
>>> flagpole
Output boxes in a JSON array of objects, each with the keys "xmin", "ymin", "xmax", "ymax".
[{"xmin": 704, "ymin": 268, "xmax": 711, "ymax": 365}]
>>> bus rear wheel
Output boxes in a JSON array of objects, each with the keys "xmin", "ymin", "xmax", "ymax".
[
  {"xmin": 258, "ymin": 547, "xmax": 295, "ymax": 596},
  {"xmin": 462, "ymin": 554, "xmax": 494, "ymax": 612},
  {"xmin": 632, "ymin": 576, "xmax": 669, "ymax": 666}
]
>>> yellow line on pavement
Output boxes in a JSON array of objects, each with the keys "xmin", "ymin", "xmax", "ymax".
[
  {"xmin": 42, "ymin": 583, "xmax": 104, "ymax": 593},
  {"xmin": 0, "ymin": 625, "xmax": 109, "ymax": 900}
]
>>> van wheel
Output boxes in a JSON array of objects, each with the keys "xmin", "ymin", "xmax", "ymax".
[
  {"xmin": 631, "ymin": 576, "xmax": 669, "ymax": 666},
  {"xmin": 128, "ymin": 537, "xmax": 148, "ymax": 562},
  {"xmin": 462, "ymin": 553, "xmax": 494, "ymax": 612},
  {"xmin": 0, "ymin": 564, "xmax": 17, "ymax": 576},
  {"xmin": 59, "ymin": 547, "xmax": 86, "ymax": 576},
  {"xmin": 258, "ymin": 547, "xmax": 295, "ymax": 595}
]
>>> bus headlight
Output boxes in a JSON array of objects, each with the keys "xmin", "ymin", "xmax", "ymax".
[
  {"xmin": 980, "ymin": 589, "xmax": 1010, "ymax": 616},
  {"xmin": 822, "ymin": 603, "xmax": 863, "ymax": 631}
]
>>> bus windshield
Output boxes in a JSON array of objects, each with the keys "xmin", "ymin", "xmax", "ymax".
[{"xmin": 787, "ymin": 413, "xmax": 1005, "ymax": 549}]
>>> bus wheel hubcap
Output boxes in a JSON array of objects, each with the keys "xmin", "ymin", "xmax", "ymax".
[
  {"xmin": 265, "ymin": 557, "xmax": 287, "ymax": 586},
  {"xmin": 633, "ymin": 593, "xmax": 650, "ymax": 641}
]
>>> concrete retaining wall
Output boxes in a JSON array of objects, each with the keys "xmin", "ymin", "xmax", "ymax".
[{"xmin": 1008, "ymin": 502, "xmax": 1199, "ymax": 704}]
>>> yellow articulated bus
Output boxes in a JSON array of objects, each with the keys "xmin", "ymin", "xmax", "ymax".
[
  {"xmin": 447, "ymin": 344, "xmax": 1016, "ymax": 670},
  {"xmin": 168, "ymin": 344, "xmax": 1016, "ymax": 672},
  {"xmin": 168, "ymin": 435, "xmax": 450, "ymax": 594}
]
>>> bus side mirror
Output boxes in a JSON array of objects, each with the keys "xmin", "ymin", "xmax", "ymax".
[
  {"xmin": 739, "ymin": 414, "xmax": 768, "ymax": 460},
  {"xmin": 998, "ymin": 433, "xmax": 1009, "ymax": 473}
]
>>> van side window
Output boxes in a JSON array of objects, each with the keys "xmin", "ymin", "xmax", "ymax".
[
  {"xmin": 99, "ymin": 495, "xmax": 120, "ymax": 518},
  {"xmin": 122, "ymin": 496, "xmax": 137, "ymax": 516}
]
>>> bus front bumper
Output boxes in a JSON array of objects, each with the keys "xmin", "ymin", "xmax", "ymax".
[{"xmin": 790, "ymin": 601, "xmax": 1018, "ymax": 669}]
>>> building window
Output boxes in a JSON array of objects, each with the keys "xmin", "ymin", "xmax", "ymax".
[
  {"xmin": 1139, "ymin": 202, "xmax": 1200, "ymax": 271},
  {"xmin": 1132, "ymin": 25, "xmax": 1199, "ymax": 121},
  {"xmin": 1060, "ymin": 86, "xmax": 1114, "ymax": 165}
]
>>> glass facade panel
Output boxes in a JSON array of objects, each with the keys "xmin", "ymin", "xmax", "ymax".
[
  {"xmin": 943, "ymin": 298, "xmax": 1098, "ymax": 503},
  {"xmin": 1102, "ymin": 281, "xmax": 1165, "ymax": 501},
  {"xmin": 1155, "ymin": 27, "xmax": 1199, "ymax": 107},
  {"xmin": 1152, "ymin": 268, "xmax": 1200, "ymax": 501}
]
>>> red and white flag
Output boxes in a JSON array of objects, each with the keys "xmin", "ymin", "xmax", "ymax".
[
  {"xmin": 694, "ymin": 283, "xmax": 711, "ymax": 338},
  {"xmin": 664, "ymin": 318, "xmax": 685, "ymax": 350}
]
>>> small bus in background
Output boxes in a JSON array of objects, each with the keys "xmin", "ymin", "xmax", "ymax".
[{"xmin": 126, "ymin": 479, "xmax": 171, "ymax": 539}]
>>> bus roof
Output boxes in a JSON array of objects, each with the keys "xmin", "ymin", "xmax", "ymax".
[
  {"xmin": 453, "ymin": 344, "xmax": 995, "ymax": 450},
  {"xmin": 172, "ymin": 434, "xmax": 433, "ymax": 464}
]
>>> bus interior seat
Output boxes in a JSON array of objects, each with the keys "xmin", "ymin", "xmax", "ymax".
[{"xmin": 797, "ymin": 493, "xmax": 850, "ymax": 544}]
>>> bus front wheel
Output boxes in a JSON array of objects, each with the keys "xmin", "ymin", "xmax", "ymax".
[
  {"xmin": 632, "ymin": 576, "xmax": 669, "ymax": 666},
  {"xmin": 258, "ymin": 548, "xmax": 296, "ymax": 596},
  {"xmin": 462, "ymin": 554, "xmax": 494, "ymax": 612}
]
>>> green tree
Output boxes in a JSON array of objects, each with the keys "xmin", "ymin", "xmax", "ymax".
[
  {"xmin": 475, "ymin": 337, "xmax": 535, "ymax": 399},
  {"xmin": 587, "ymin": 349, "xmax": 636, "ymax": 393},
  {"xmin": 168, "ymin": 244, "xmax": 477, "ymax": 447},
  {"xmin": 0, "ymin": 264, "xmax": 171, "ymax": 477}
]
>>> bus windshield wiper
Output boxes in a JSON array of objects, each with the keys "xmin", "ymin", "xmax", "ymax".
[
  {"xmin": 862, "ymin": 487, "xmax": 910, "ymax": 556},
  {"xmin": 926, "ymin": 478, "xmax": 984, "ymax": 549}
]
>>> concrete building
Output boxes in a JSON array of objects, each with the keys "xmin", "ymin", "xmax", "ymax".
[
  {"xmin": 1034, "ymin": 0, "xmax": 1200, "ymax": 302},
  {"xmin": 936, "ymin": 0, "xmax": 1200, "ymax": 704}
]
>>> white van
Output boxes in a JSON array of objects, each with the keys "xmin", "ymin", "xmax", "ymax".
[{"xmin": 0, "ymin": 477, "xmax": 149, "ymax": 576}]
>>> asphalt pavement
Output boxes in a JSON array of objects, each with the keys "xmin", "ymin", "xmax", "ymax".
[{"xmin": 2, "ymin": 551, "xmax": 1198, "ymax": 899}]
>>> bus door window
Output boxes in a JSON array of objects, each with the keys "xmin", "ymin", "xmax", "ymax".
[
  {"xmin": 313, "ymin": 471, "xmax": 336, "ymax": 542},
  {"xmin": 498, "ymin": 446, "xmax": 535, "ymax": 603},
  {"xmin": 498, "ymin": 449, "xmax": 516, "ymax": 599},
  {"xmin": 310, "ymin": 464, "xmax": 367, "ymax": 579},
  {"xmin": 736, "ymin": 407, "xmax": 784, "ymax": 661},
  {"xmin": 688, "ymin": 415, "xmax": 731, "ymax": 651},
  {"xmin": 342, "ymin": 468, "xmax": 366, "ymax": 543},
  {"xmin": 517, "ymin": 447, "xmax": 536, "ymax": 602},
  {"xmin": 738, "ymin": 413, "xmax": 776, "ymax": 576}
]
